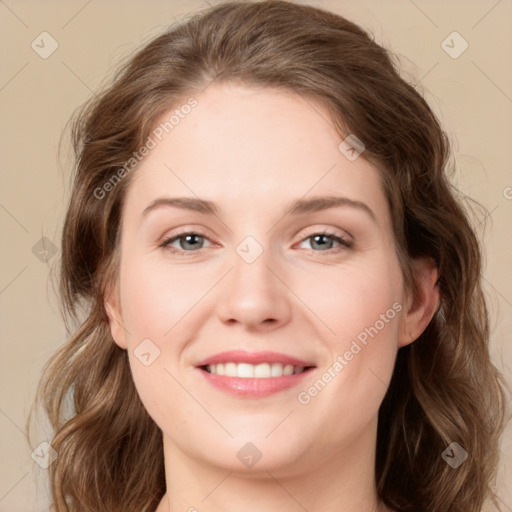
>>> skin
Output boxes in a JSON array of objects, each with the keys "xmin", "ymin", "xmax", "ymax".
[{"xmin": 105, "ymin": 81, "xmax": 439, "ymax": 512}]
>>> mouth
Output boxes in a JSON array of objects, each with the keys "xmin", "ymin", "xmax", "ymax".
[{"xmin": 194, "ymin": 350, "xmax": 317, "ymax": 398}]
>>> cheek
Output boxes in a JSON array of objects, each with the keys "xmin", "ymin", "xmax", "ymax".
[
  {"xmin": 117, "ymin": 253, "xmax": 202, "ymax": 428},
  {"xmin": 118, "ymin": 253, "xmax": 207, "ymax": 342},
  {"xmin": 327, "ymin": 263, "xmax": 403, "ymax": 404},
  {"xmin": 293, "ymin": 251, "xmax": 404, "ymax": 347},
  {"xmin": 293, "ymin": 252, "xmax": 403, "ymax": 411}
]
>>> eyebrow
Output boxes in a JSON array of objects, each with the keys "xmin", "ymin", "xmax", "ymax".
[{"xmin": 142, "ymin": 195, "xmax": 377, "ymax": 223}]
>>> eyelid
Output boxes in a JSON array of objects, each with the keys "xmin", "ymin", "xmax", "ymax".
[
  {"xmin": 296, "ymin": 225, "xmax": 353, "ymax": 243},
  {"xmin": 157, "ymin": 224, "xmax": 212, "ymax": 243}
]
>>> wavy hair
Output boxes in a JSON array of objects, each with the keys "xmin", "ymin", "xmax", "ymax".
[{"xmin": 27, "ymin": 1, "xmax": 508, "ymax": 511}]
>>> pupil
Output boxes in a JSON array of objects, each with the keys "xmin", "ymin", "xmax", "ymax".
[
  {"xmin": 313, "ymin": 234, "xmax": 331, "ymax": 250},
  {"xmin": 183, "ymin": 234, "xmax": 201, "ymax": 250}
]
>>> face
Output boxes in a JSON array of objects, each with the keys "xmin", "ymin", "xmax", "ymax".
[{"xmin": 106, "ymin": 81, "xmax": 431, "ymax": 476}]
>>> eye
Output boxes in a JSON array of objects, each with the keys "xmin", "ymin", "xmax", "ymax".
[
  {"xmin": 298, "ymin": 231, "xmax": 353, "ymax": 253},
  {"xmin": 159, "ymin": 231, "xmax": 212, "ymax": 255},
  {"xmin": 159, "ymin": 229, "xmax": 352, "ymax": 256}
]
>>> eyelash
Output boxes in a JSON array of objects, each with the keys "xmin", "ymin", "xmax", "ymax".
[{"xmin": 159, "ymin": 230, "xmax": 353, "ymax": 256}]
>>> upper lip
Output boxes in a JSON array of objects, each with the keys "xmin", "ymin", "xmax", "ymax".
[{"xmin": 195, "ymin": 350, "xmax": 316, "ymax": 368}]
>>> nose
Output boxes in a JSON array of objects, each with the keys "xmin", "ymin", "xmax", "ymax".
[{"xmin": 215, "ymin": 246, "xmax": 292, "ymax": 332}]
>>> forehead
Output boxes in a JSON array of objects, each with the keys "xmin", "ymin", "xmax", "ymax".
[{"xmin": 123, "ymin": 82, "xmax": 390, "ymax": 228}]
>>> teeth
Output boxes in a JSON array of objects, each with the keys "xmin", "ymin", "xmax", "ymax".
[
  {"xmin": 271, "ymin": 363, "xmax": 285, "ymax": 377},
  {"xmin": 205, "ymin": 362, "xmax": 307, "ymax": 378},
  {"xmin": 254, "ymin": 363, "xmax": 270, "ymax": 378},
  {"xmin": 283, "ymin": 364, "xmax": 294, "ymax": 376}
]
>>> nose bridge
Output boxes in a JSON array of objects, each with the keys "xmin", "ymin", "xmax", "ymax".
[
  {"xmin": 232, "ymin": 236, "xmax": 273, "ymax": 288},
  {"xmin": 215, "ymin": 233, "xmax": 292, "ymax": 329}
]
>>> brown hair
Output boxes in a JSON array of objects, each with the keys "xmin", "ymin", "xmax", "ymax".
[{"xmin": 27, "ymin": 1, "xmax": 508, "ymax": 511}]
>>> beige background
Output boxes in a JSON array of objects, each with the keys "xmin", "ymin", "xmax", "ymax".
[{"xmin": 1, "ymin": 0, "xmax": 511, "ymax": 510}]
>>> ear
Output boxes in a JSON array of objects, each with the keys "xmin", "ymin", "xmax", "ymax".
[
  {"xmin": 104, "ymin": 278, "xmax": 128, "ymax": 350},
  {"xmin": 398, "ymin": 257, "xmax": 440, "ymax": 348}
]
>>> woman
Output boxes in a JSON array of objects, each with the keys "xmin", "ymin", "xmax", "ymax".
[{"xmin": 27, "ymin": 1, "xmax": 508, "ymax": 511}]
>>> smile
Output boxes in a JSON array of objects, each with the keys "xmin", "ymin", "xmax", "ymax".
[{"xmin": 195, "ymin": 350, "xmax": 317, "ymax": 398}]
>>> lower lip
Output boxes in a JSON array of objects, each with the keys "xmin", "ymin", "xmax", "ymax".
[{"xmin": 197, "ymin": 367, "xmax": 315, "ymax": 398}]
